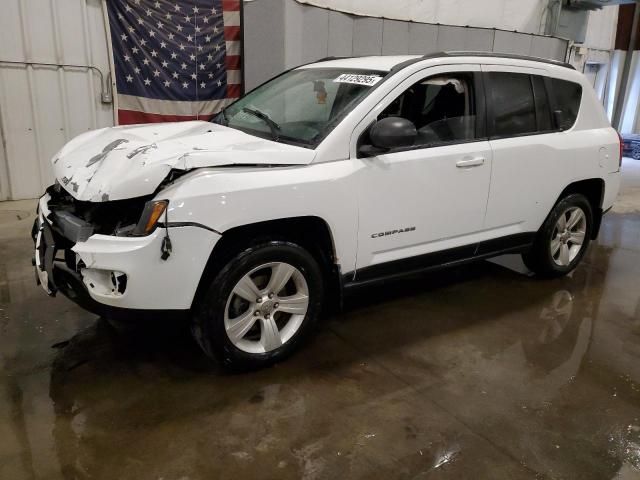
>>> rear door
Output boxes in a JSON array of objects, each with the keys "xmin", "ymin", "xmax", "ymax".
[{"xmin": 481, "ymin": 65, "xmax": 570, "ymax": 239}]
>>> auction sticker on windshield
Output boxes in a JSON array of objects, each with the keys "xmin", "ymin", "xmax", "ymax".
[{"xmin": 334, "ymin": 74, "xmax": 383, "ymax": 87}]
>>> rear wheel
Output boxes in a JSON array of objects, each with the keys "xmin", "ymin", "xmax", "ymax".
[
  {"xmin": 191, "ymin": 240, "xmax": 324, "ymax": 371},
  {"xmin": 522, "ymin": 193, "xmax": 593, "ymax": 278}
]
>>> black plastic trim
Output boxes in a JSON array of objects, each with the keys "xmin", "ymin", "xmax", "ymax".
[
  {"xmin": 158, "ymin": 221, "xmax": 222, "ymax": 235},
  {"xmin": 342, "ymin": 232, "xmax": 535, "ymax": 290},
  {"xmin": 422, "ymin": 51, "xmax": 575, "ymax": 70}
]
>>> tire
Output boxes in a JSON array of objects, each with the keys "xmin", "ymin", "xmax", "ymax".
[
  {"xmin": 191, "ymin": 240, "xmax": 324, "ymax": 371},
  {"xmin": 522, "ymin": 193, "xmax": 593, "ymax": 278}
]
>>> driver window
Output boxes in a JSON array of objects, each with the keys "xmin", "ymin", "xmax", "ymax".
[{"xmin": 379, "ymin": 73, "xmax": 476, "ymax": 147}]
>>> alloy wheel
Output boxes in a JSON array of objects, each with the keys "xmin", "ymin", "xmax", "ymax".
[
  {"xmin": 550, "ymin": 206, "xmax": 587, "ymax": 267},
  {"xmin": 223, "ymin": 262, "xmax": 310, "ymax": 354}
]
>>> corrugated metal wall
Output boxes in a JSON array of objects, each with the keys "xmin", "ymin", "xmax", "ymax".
[
  {"xmin": 0, "ymin": 0, "xmax": 114, "ymax": 201},
  {"xmin": 244, "ymin": 0, "xmax": 570, "ymax": 90}
]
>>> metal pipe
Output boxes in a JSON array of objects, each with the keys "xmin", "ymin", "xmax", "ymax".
[
  {"xmin": 612, "ymin": 1, "xmax": 640, "ymax": 130},
  {"xmin": 0, "ymin": 60, "xmax": 112, "ymax": 104}
]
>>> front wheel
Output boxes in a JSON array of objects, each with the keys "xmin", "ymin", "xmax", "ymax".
[
  {"xmin": 191, "ymin": 240, "xmax": 324, "ymax": 371},
  {"xmin": 523, "ymin": 193, "xmax": 593, "ymax": 278}
]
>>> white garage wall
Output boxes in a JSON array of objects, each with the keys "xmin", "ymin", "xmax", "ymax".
[
  {"xmin": 0, "ymin": 0, "xmax": 114, "ymax": 201},
  {"xmin": 244, "ymin": 0, "xmax": 569, "ymax": 91},
  {"xmin": 292, "ymin": 0, "xmax": 548, "ymax": 33}
]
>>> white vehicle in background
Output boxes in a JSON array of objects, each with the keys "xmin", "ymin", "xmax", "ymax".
[{"xmin": 34, "ymin": 52, "xmax": 621, "ymax": 370}]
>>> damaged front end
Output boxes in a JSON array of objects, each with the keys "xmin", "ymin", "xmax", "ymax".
[{"xmin": 32, "ymin": 181, "xmax": 171, "ymax": 316}]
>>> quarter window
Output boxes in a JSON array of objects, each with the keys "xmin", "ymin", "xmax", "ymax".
[
  {"xmin": 378, "ymin": 73, "xmax": 476, "ymax": 147},
  {"xmin": 488, "ymin": 72, "xmax": 537, "ymax": 137},
  {"xmin": 550, "ymin": 78, "xmax": 582, "ymax": 130}
]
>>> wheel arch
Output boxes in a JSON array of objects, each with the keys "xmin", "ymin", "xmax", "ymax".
[
  {"xmin": 555, "ymin": 178, "xmax": 605, "ymax": 239},
  {"xmin": 190, "ymin": 215, "xmax": 342, "ymax": 310}
]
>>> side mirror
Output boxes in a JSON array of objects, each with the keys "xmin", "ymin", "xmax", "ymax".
[{"xmin": 359, "ymin": 117, "xmax": 417, "ymax": 157}]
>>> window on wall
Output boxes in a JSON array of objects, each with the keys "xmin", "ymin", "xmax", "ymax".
[
  {"xmin": 488, "ymin": 72, "xmax": 537, "ymax": 137},
  {"xmin": 551, "ymin": 78, "xmax": 582, "ymax": 130},
  {"xmin": 378, "ymin": 73, "xmax": 476, "ymax": 147}
]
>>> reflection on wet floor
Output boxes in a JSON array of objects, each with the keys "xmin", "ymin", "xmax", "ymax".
[{"xmin": 1, "ymin": 159, "xmax": 640, "ymax": 479}]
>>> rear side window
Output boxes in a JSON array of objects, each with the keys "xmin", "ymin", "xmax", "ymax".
[
  {"xmin": 487, "ymin": 72, "xmax": 536, "ymax": 137},
  {"xmin": 551, "ymin": 78, "xmax": 582, "ymax": 130}
]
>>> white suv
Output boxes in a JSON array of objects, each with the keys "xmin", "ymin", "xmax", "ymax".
[{"xmin": 34, "ymin": 52, "xmax": 621, "ymax": 369}]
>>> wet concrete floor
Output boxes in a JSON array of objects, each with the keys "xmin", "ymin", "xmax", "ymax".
[{"xmin": 1, "ymin": 159, "xmax": 640, "ymax": 479}]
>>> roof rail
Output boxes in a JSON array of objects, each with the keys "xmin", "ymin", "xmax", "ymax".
[{"xmin": 423, "ymin": 51, "xmax": 575, "ymax": 70}]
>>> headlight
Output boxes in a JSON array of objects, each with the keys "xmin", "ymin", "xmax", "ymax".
[{"xmin": 132, "ymin": 200, "xmax": 168, "ymax": 236}]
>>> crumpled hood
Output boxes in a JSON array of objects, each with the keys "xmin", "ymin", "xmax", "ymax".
[{"xmin": 52, "ymin": 121, "xmax": 316, "ymax": 201}]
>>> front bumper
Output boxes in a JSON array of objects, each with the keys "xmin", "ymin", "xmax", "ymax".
[{"xmin": 34, "ymin": 194, "xmax": 221, "ymax": 312}]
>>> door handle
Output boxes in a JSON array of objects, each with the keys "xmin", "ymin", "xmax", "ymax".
[{"xmin": 456, "ymin": 156, "xmax": 485, "ymax": 168}]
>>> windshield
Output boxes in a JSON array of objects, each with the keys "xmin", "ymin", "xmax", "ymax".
[{"xmin": 213, "ymin": 68, "xmax": 387, "ymax": 148}]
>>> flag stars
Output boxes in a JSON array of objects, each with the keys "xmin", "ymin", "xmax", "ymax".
[
  {"xmin": 137, "ymin": 17, "xmax": 144, "ymax": 25},
  {"xmin": 193, "ymin": 6, "xmax": 199, "ymax": 13},
  {"xmin": 161, "ymin": 60, "xmax": 169, "ymax": 68},
  {"xmin": 217, "ymin": 80, "xmax": 222, "ymax": 87},
  {"xmin": 203, "ymin": 17, "xmax": 209, "ymax": 24},
  {"xmin": 126, "ymin": 74, "xmax": 133, "ymax": 82},
  {"xmin": 134, "ymin": 67, "xmax": 141, "ymax": 74},
  {"xmin": 211, "ymin": 8, "xmax": 217, "ymax": 14},
  {"xmin": 132, "ymin": 47, "xmax": 139, "ymax": 54},
  {"xmin": 153, "ymin": 69, "xmax": 160, "ymax": 77},
  {"xmin": 185, "ymin": 15, "xmax": 191, "ymax": 22},
  {"xmin": 125, "ymin": 5, "xmax": 132, "ymax": 13},
  {"xmin": 168, "ymin": 33, "xmax": 175, "ymax": 40},
  {"xmin": 189, "ymin": 53, "xmax": 196, "ymax": 61},
  {"xmin": 208, "ymin": 73, "xmax": 214, "ymax": 79},
  {"xmin": 170, "ymin": 52, "xmax": 178, "ymax": 59},
  {"xmin": 200, "ymin": 81, "xmax": 206, "ymax": 88},
  {"xmin": 128, "ymin": 25, "xmax": 135, "ymax": 33},
  {"xmin": 140, "ymin": 39, "xmax": 147, "ymax": 46},
  {"xmin": 199, "ymin": 63, "xmax": 206, "ymax": 70},
  {"xmin": 144, "ymin": 78, "xmax": 151, "ymax": 85},
  {"xmin": 143, "ymin": 58, "xmax": 150, "ymax": 65},
  {"xmin": 165, "ymin": 13, "xmax": 172, "ymax": 20},
  {"xmin": 164, "ymin": 80, "xmax": 171, "ymax": 87},
  {"xmin": 157, "ymin": 21, "xmax": 164, "ymax": 29},
  {"xmin": 195, "ymin": 26, "xmax": 201, "ymax": 33},
  {"xmin": 154, "ymin": 1, "xmax": 161, "ymax": 8},
  {"xmin": 160, "ymin": 41, "xmax": 167, "ymax": 49},
  {"xmin": 182, "ymin": 81, "xmax": 189, "ymax": 89},
  {"xmin": 124, "ymin": 54, "xmax": 131, "ymax": 62},
  {"xmin": 178, "ymin": 43, "xmax": 186, "ymax": 51},
  {"xmin": 216, "ymin": 63, "xmax": 222, "ymax": 69},
  {"xmin": 151, "ymin": 50, "xmax": 158, "ymax": 57},
  {"xmin": 181, "ymin": 62, "xmax": 187, "ymax": 69},
  {"xmin": 121, "ymin": 33, "xmax": 128, "ymax": 41},
  {"xmin": 187, "ymin": 34, "xmax": 193, "ymax": 42},
  {"xmin": 191, "ymin": 72, "xmax": 197, "ymax": 80},
  {"xmin": 146, "ymin": 8, "xmax": 152, "ymax": 16},
  {"xmin": 149, "ymin": 30, "xmax": 155, "ymax": 37},
  {"xmin": 172, "ymin": 72, "xmax": 179, "ymax": 79},
  {"xmin": 213, "ymin": 26, "xmax": 219, "ymax": 33},
  {"xmin": 197, "ymin": 45, "xmax": 204, "ymax": 52},
  {"xmin": 174, "ymin": 4, "xmax": 181, "ymax": 12},
  {"xmin": 215, "ymin": 44, "xmax": 221, "ymax": 51},
  {"xmin": 176, "ymin": 25, "xmax": 183, "ymax": 32},
  {"xmin": 205, "ymin": 35, "xmax": 212, "ymax": 42}
]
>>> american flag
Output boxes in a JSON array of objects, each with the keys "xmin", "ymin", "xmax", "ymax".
[{"xmin": 106, "ymin": 0, "xmax": 242, "ymax": 125}]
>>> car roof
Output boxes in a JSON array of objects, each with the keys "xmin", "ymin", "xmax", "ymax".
[{"xmin": 300, "ymin": 51, "xmax": 574, "ymax": 73}]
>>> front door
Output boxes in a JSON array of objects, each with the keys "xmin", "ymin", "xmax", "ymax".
[{"xmin": 353, "ymin": 65, "xmax": 492, "ymax": 280}]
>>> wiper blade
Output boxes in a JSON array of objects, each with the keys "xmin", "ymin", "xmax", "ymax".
[{"xmin": 242, "ymin": 107, "xmax": 281, "ymax": 141}]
